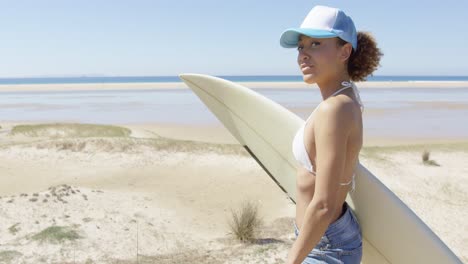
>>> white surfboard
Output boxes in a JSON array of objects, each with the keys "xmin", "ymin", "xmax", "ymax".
[{"xmin": 179, "ymin": 73, "xmax": 462, "ymax": 264}]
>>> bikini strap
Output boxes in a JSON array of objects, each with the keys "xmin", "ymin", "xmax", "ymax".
[
  {"xmin": 339, "ymin": 173, "xmax": 356, "ymax": 193},
  {"xmin": 342, "ymin": 81, "xmax": 365, "ymax": 113},
  {"xmin": 305, "ymin": 81, "xmax": 364, "ymax": 123},
  {"xmin": 332, "ymin": 82, "xmax": 353, "ymax": 96}
]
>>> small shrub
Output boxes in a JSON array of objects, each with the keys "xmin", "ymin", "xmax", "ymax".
[
  {"xmin": 422, "ymin": 150, "xmax": 430, "ymax": 162},
  {"xmin": 227, "ymin": 200, "xmax": 262, "ymax": 243},
  {"xmin": 422, "ymin": 150, "xmax": 440, "ymax": 166}
]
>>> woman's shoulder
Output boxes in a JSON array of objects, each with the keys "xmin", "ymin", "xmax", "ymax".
[
  {"xmin": 313, "ymin": 98, "xmax": 357, "ymax": 140},
  {"xmin": 316, "ymin": 96, "xmax": 356, "ymax": 121}
]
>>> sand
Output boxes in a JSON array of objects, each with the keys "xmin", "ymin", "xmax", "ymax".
[
  {"xmin": 0, "ymin": 122, "xmax": 466, "ymax": 263},
  {"xmin": 1, "ymin": 81, "xmax": 468, "ymax": 92}
]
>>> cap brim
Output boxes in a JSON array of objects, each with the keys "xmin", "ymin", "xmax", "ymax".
[{"xmin": 280, "ymin": 28, "xmax": 338, "ymax": 48}]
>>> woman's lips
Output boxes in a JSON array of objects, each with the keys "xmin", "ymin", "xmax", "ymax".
[
  {"xmin": 301, "ymin": 65, "xmax": 314, "ymax": 73},
  {"xmin": 300, "ymin": 63, "xmax": 314, "ymax": 69}
]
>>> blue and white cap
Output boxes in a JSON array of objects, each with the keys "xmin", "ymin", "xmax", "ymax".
[{"xmin": 280, "ymin": 5, "xmax": 357, "ymax": 50}]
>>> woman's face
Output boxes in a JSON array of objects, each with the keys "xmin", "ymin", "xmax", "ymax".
[{"xmin": 297, "ymin": 35, "xmax": 349, "ymax": 84}]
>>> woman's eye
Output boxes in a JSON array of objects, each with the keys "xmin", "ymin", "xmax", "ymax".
[
  {"xmin": 311, "ymin": 41, "xmax": 320, "ymax": 47},
  {"xmin": 297, "ymin": 42, "xmax": 320, "ymax": 51}
]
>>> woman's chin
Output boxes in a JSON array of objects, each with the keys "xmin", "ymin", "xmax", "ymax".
[{"xmin": 302, "ymin": 75, "xmax": 317, "ymax": 84}]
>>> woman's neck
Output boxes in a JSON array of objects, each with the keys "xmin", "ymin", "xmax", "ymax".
[{"xmin": 317, "ymin": 75, "xmax": 352, "ymax": 100}]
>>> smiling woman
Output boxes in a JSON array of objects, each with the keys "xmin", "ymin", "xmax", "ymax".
[{"xmin": 280, "ymin": 5, "xmax": 382, "ymax": 264}]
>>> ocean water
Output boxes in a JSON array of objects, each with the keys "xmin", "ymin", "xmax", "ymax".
[
  {"xmin": 1, "ymin": 86, "xmax": 468, "ymax": 139},
  {"xmin": 1, "ymin": 75, "xmax": 468, "ymax": 85}
]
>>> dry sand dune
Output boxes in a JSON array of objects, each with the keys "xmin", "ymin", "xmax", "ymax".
[{"xmin": 0, "ymin": 123, "xmax": 466, "ymax": 263}]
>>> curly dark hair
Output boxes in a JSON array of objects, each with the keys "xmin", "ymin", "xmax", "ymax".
[{"xmin": 337, "ymin": 31, "xmax": 383, "ymax": 82}]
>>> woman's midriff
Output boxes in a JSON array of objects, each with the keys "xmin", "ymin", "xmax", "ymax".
[{"xmin": 295, "ymin": 167, "xmax": 350, "ymax": 230}]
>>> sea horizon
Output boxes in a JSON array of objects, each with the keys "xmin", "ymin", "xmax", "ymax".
[{"xmin": 1, "ymin": 75, "xmax": 468, "ymax": 85}]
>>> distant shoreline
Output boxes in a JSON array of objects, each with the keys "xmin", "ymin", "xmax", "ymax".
[
  {"xmin": 1, "ymin": 81, "xmax": 468, "ymax": 92},
  {"xmin": 1, "ymin": 75, "xmax": 468, "ymax": 84}
]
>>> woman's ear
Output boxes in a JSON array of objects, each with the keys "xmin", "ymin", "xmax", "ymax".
[{"xmin": 339, "ymin": 43, "xmax": 353, "ymax": 62}]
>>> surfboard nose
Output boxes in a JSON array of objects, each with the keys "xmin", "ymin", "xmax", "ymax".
[
  {"xmin": 178, "ymin": 73, "xmax": 190, "ymax": 82},
  {"xmin": 179, "ymin": 73, "xmax": 208, "ymax": 83}
]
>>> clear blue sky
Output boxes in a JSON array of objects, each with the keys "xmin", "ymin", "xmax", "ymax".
[{"xmin": 1, "ymin": 0, "xmax": 467, "ymax": 77}]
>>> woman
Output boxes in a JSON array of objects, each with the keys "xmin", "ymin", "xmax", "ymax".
[{"xmin": 280, "ymin": 5, "xmax": 382, "ymax": 264}]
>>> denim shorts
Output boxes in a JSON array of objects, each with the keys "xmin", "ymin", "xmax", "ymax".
[{"xmin": 293, "ymin": 202, "xmax": 362, "ymax": 264}]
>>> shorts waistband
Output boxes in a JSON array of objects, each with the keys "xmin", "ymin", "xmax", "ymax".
[
  {"xmin": 294, "ymin": 202, "xmax": 360, "ymax": 241},
  {"xmin": 326, "ymin": 202, "xmax": 355, "ymax": 236}
]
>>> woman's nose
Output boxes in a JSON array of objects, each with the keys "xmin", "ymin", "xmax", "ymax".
[{"xmin": 298, "ymin": 50, "xmax": 309, "ymax": 62}]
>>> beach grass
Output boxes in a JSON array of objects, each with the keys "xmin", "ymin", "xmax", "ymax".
[
  {"xmin": 6, "ymin": 123, "xmax": 251, "ymax": 157},
  {"xmin": 227, "ymin": 200, "xmax": 262, "ymax": 243},
  {"xmin": 31, "ymin": 225, "xmax": 82, "ymax": 244},
  {"xmin": 0, "ymin": 250, "xmax": 22, "ymax": 263},
  {"xmin": 10, "ymin": 123, "xmax": 131, "ymax": 138},
  {"xmin": 146, "ymin": 137, "xmax": 250, "ymax": 156},
  {"xmin": 9, "ymin": 123, "xmax": 467, "ymax": 158}
]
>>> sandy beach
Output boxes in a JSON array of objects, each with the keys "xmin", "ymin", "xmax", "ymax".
[
  {"xmin": 0, "ymin": 120, "xmax": 466, "ymax": 263},
  {"xmin": 1, "ymin": 81, "xmax": 468, "ymax": 92},
  {"xmin": 0, "ymin": 80, "xmax": 467, "ymax": 263}
]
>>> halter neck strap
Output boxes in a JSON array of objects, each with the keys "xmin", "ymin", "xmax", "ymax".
[{"xmin": 341, "ymin": 81, "xmax": 364, "ymax": 112}]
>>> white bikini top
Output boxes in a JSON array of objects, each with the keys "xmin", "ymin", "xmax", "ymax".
[{"xmin": 291, "ymin": 81, "xmax": 364, "ymax": 193}]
